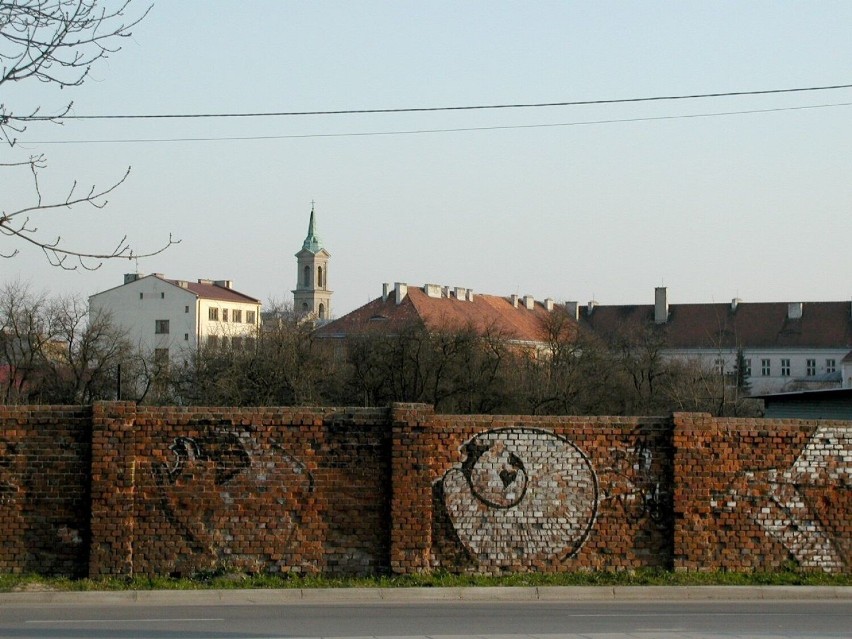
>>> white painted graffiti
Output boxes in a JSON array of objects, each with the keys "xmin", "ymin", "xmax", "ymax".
[
  {"xmin": 715, "ymin": 425, "xmax": 850, "ymax": 572},
  {"xmin": 440, "ymin": 428, "xmax": 598, "ymax": 566}
]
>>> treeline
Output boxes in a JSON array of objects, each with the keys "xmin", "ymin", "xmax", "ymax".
[{"xmin": 1, "ymin": 283, "xmax": 757, "ymax": 416}]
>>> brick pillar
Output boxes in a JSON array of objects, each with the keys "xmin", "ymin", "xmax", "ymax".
[
  {"xmin": 89, "ymin": 401, "xmax": 137, "ymax": 577},
  {"xmin": 389, "ymin": 403, "xmax": 435, "ymax": 574},
  {"xmin": 671, "ymin": 411, "xmax": 714, "ymax": 572}
]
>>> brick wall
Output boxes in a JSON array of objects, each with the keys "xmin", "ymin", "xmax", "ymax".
[
  {"xmin": 418, "ymin": 414, "xmax": 674, "ymax": 574},
  {"xmin": 673, "ymin": 413, "xmax": 850, "ymax": 573},
  {"xmin": 0, "ymin": 405, "xmax": 92, "ymax": 576},
  {"xmin": 0, "ymin": 404, "xmax": 848, "ymax": 577}
]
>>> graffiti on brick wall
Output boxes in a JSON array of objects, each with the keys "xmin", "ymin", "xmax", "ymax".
[
  {"xmin": 597, "ymin": 434, "xmax": 671, "ymax": 524},
  {"xmin": 152, "ymin": 420, "xmax": 314, "ymax": 573},
  {"xmin": 439, "ymin": 428, "xmax": 598, "ymax": 567},
  {"xmin": 713, "ymin": 425, "xmax": 850, "ymax": 572}
]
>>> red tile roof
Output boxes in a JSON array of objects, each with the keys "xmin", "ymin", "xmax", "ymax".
[
  {"xmin": 579, "ymin": 301, "xmax": 852, "ymax": 349},
  {"xmin": 316, "ymin": 286, "xmax": 562, "ymax": 343},
  {"xmin": 167, "ymin": 279, "xmax": 261, "ymax": 304}
]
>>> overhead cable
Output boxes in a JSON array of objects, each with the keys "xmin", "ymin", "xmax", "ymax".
[
  {"xmin": 10, "ymin": 82, "xmax": 852, "ymax": 122},
  {"xmin": 20, "ymin": 102, "xmax": 852, "ymax": 146}
]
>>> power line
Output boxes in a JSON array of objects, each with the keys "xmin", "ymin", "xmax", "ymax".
[
  {"xmin": 18, "ymin": 102, "xmax": 852, "ymax": 146},
  {"xmin": 10, "ymin": 83, "xmax": 852, "ymax": 122}
]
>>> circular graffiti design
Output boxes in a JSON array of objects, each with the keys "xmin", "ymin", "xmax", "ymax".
[{"xmin": 442, "ymin": 428, "xmax": 598, "ymax": 566}]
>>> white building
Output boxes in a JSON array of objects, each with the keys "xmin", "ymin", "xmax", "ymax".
[
  {"xmin": 89, "ymin": 273, "xmax": 262, "ymax": 361},
  {"xmin": 578, "ymin": 287, "xmax": 852, "ymax": 394}
]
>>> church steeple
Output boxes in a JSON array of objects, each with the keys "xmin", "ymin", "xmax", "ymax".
[
  {"xmin": 302, "ymin": 203, "xmax": 323, "ymax": 253},
  {"xmin": 293, "ymin": 203, "xmax": 332, "ymax": 321}
]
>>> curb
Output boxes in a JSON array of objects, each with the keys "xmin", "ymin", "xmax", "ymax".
[{"xmin": 0, "ymin": 586, "xmax": 849, "ymax": 606}]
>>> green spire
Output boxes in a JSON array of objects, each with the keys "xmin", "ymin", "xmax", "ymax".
[{"xmin": 302, "ymin": 203, "xmax": 323, "ymax": 253}]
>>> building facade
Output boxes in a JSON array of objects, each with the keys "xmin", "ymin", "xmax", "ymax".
[
  {"xmin": 318, "ymin": 281, "xmax": 852, "ymax": 396},
  {"xmin": 292, "ymin": 205, "xmax": 332, "ymax": 320},
  {"xmin": 577, "ymin": 287, "xmax": 852, "ymax": 394},
  {"xmin": 89, "ymin": 274, "xmax": 262, "ymax": 361}
]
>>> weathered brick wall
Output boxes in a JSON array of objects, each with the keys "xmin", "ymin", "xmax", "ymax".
[
  {"xmin": 126, "ymin": 405, "xmax": 390, "ymax": 578},
  {"xmin": 0, "ymin": 404, "xmax": 849, "ymax": 577},
  {"xmin": 420, "ymin": 414, "xmax": 674, "ymax": 575},
  {"xmin": 0, "ymin": 406, "xmax": 92, "ymax": 576},
  {"xmin": 673, "ymin": 413, "xmax": 851, "ymax": 573}
]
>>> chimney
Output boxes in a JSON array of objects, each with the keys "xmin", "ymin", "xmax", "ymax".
[
  {"xmin": 731, "ymin": 298, "xmax": 741, "ymax": 312},
  {"xmin": 565, "ymin": 301, "xmax": 579, "ymax": 320},
  {"xmin": 787, "ymin": 302, "xmax": 803, "ymax": 320},
  {"xmin": 424, "ymin": 283, "xmax": 442, "ymax": 298},
  {"xmin": 124, "ymin": 273, "xmax": 143, "ymax": 285},
  {"xmin": 198, "ymin": 279, "xmax": 213, "ymax": 285},
  {"xmin": 382, "ymin": 283, "xmax": 391, "ymax": 302},
  {"xmin": 523, "ymin": 295, "xmax": 535, "ymax": 310},
  {"xmin": 654, "ymin": 287, "xmax": 668, "ymax": 324},
  {"xmin": 587, "ymin": 300, "xmax": 597, "ymax": 315},
  {"xmin": 466, "ymin": 289, "xmax": 475, "ymax": 302},
  {"xmin": 454, "ymin": 287, "xmax": 468, "ymax": 300},
  {"xmin": 395, "ymin": 282, "xmax": 408, "ymax": 305},
  {"xmin": 214, "ymin": 280, "xmax": 233, "ymax": 289},
  {"xmin": 511, "ymin": 294, "xmax": 519, "ymax": 308},
  {"xmin": 544, "ymin": 298, "xmax": 554, "ymax": 311},
  {"xmin": 177, "ymin": 280, "xmax": 189, "ymax": 288}
]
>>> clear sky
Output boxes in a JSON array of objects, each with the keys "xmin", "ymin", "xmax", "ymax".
[{"xmin": 4, "ymin": 1, "xmax": 852, "ymax": 317}]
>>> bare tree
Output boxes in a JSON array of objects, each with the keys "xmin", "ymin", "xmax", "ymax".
[
  {"xmin": 1, "ymin": 0, "xmax": 178, "ymax": 268},
  {"xmin": 0, "ymin": 280, "xmax": 53, "ymax": 403}
]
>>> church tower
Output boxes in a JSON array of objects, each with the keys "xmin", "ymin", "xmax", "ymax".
[{"xmin": 293, "ymin": 204, "xmax": 332, "ymax": 320}]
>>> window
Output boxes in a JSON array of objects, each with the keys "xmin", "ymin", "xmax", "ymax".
[
  {"xmin": 743, "ymin": 359, "xmax": 752, "ymax": 377},
  {"xmin": 231, "ymin": 336, "xmax": 242, "ymax": 349},
  {"xmin": 160, "ymin": 292, "xmax": 165, "ymax": 299},
  {"xmin": 806, "ymin": 359, "xmax": 816, "ymax": 376},
  {"xmin": 208, "ymin": 307, "xmax": 219, "ymax": 321},
  {"xmin": 207, "ymin": 335, "xmax": 219, "ymax": 348},
  {"xmin": 184, "ymin": 333, "xmax": 189, "ymax": 341},
  {"xmin": 303, "ymin": 265, "xmax": 310, "ymax": 287},
  {"xmin": 155, "ymin": 319, "xmax": 170, "ymax": 334},
  {"xmin": 318, "ymin": 266, "xmax": 324, "ymax": 288},
  {"xmin": 318, "ymin": 303, "xmax": 326, "ymax": 320},
  {"xmin": 222, "ymin": 308, "xmax": 229, "ymax": 322},
  {"xmin": 233, "ymin": 309, "xmax": 242, "ymax": 323},
  {"xmin": 826, "ymin": 359, "xmax": 836, "ymax": 373},
  {"xmin": 761, "ymin": 359, "xmax": 771, "ymax": 376},
  {"xmin": 185, "ymin": 305, "xmax": 189, "ymax": 313},
  {"xmin": 714, "ymin": 358, "xmax": 725, "ymax": 373},
  {"xmin": 245, "ymin": 336, "xmax": 256, "ymax": 351},
  {"xmin": 781, "ymin": 358, "xmax": 791, "ymax": 377},
  {"xmin": 139, "ymin": 292, "xmax": 143, "ymax": 300},
  {"xmin": 246, "ymin": 310, "xmax": 256, "ymax": 324}
]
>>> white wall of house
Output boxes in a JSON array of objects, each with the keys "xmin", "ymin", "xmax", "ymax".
[
  {"xmin": 842, "ymin": 357, "xmax": 852, "ymax": 389},
  {"xmin": 197, "ymin": 298, "xmax": 260, "ymax": 344},
  {"xmin": 664, "ymin": 347, "xmax": 848, "ymax": 394},
  {"xmin": 90, "ymin": 276, "xmax": 198, "ymax": 359},
  {"xmin": 89, "ymin": 276, "xmax": 260, "ymax": 360}
]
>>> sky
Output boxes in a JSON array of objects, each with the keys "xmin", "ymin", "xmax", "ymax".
[{"xmin": 3, "ymin": 1, "xmax": 852, "ymax": 317}]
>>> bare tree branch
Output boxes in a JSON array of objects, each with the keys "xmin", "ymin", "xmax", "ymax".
[{"xmin": 1, "ymin": 1, "xmax": 177, "ymax": 268}]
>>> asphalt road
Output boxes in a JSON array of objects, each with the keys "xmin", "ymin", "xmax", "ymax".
[{"xmin": 0, "ymin": 588, "xmax": 849, "ymax": 639}]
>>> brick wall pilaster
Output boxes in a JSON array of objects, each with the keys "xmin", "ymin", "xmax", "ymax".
[
  {"xmin": 389, "ymin": 403, "xmax": 435, "ymax": 574},
  {"xmin": 672, "ymin": 412, "xmax": 714, "ymax": 572},
  {"xmin": 89, "ymin": 401, "xmax": 137, "ymax": 577}
]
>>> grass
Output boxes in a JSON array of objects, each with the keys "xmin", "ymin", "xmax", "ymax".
[{"xmin": 1, "ymin": 568, "xmax": 849, "ymax": 593}]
